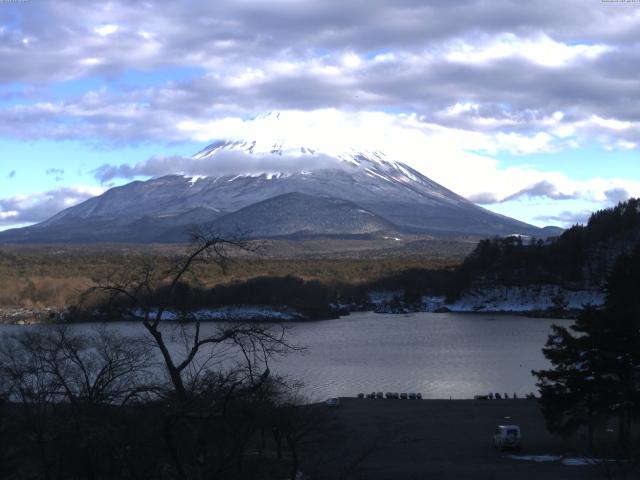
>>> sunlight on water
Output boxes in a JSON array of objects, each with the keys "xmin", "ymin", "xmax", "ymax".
[{"xmin": 0, "ymin": 311, "xmax": 569, "ymax": 401}]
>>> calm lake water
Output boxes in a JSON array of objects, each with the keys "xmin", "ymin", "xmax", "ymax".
[
  {"xmin": 1, "ymin": 311, "xmax": 569, "ymax": 401},
  {"xmin": 275, "ymin": 311, "xmax": 567, "ymax": 400}
]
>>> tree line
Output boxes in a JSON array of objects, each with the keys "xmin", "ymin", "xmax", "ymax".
[
  {"xmin": 452, "ymin": 198, "xmax": 640, "ymax": 296},
  {"xmin": 534, "ymin": 243, "xmax": 640, "ymax": 471}
]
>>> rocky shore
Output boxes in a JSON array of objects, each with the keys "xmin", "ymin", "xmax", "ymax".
[{"xmin": 0, "ymin": 307, "xmax": 64, "ymax": 325}]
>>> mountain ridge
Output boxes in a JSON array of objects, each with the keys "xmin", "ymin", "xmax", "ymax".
[{"xmin": 0, "ymin": 126, "xmax": 550, "ymax": 244}]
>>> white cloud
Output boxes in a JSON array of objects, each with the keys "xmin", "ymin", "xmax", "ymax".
[
  {"xmin": 80, "ymin": 58, "xmax": 103, "ymax": 66},
  {"xmin": 341, "ymin": 52, "xmax": 363, "ymax": 68},
  {"xmin": 94, "ymin": 24, "xmax": 120, "ymax": 36},
  {"xmin": 0, "ymin": 211, "xmax": 18, "ymax": 220},
  {"xmin": 443, "ymin": 102, "xmax": 479, "ymax": 116},
  {"xmin": 589, "ymin": 115, "xmax": 633, "ymax": 131},
  {"xmin": 0, "ymin": 185, "xmax": 106, "ymax": 227},
  {"xmin": 445, "ymin": 33, "xmax": 610, "ymax": 67}
]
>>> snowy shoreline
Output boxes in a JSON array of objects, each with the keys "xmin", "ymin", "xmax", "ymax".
[
  {"xmin": 0, "ymin": 283, "xmax": 606, "ymax": 325},
  {"xmin": 369, "ymin": 284, "xmax": 604, "ymax": 318}
]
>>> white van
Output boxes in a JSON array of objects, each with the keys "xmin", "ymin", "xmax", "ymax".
[
  {"xmin": 325, "ymin": 397, "xmax": 340, "ymax": 407},
  {"xmin": 493, "ymin": 425, "xmax": 521, "ymax": 451}
]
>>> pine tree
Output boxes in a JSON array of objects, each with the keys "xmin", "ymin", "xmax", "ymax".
[{"xmin": 533, "ymin": 245, "xmax": 640, "ymax": 448}]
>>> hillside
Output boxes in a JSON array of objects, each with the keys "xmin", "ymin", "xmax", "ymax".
[
  {"xmin": 455, "ymin": 198, "xmax": 640, "ymax": 291},
  {"xmin": 162, "ymin": 192, "xmax": 399, "ymax": 241}
]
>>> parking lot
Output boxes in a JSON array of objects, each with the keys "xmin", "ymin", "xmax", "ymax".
[{"xmin": 302, "ymin": 398, "xmax": 607, "ymax": 479}]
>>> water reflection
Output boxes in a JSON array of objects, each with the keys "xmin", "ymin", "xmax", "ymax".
[{"xmin": 0, "ymin": 311, "xmax": 569, "ymax": 401}]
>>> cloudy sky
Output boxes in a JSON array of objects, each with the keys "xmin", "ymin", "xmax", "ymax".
[{"xmin": 1, "ymin": 0, "xmax": 639, "ymax": 231}]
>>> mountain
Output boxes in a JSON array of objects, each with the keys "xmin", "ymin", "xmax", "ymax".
[
  {"xmin": 0, "ymin": 118, "xmax": 546, "ymax": 244},
  {"xmin": 163, "ymin": 192, "xmax": 397, "ymax": 242}
]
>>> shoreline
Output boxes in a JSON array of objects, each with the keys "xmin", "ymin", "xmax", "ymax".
[{"xmin": 0, "ymin": 305, "xmax": 578, "ymax": 325}]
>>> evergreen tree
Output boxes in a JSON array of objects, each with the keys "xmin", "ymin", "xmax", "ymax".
[{"xmin": 533, "ymin": 245, "xmax": 640, "ymax": 448}]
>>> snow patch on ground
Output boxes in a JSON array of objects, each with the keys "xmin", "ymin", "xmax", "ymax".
[
  {"xmin": 561, "ymin": 458, "xmax": 597, "ymax": 466},
  {"xmin": 422, "ymin": 296, "xmax": 447, "ymax": 312},
  {"xmin": 446, "ymin": 285, "xmax": 604, "ymax": 313},
  {"xmin": 371, "ymin": 286, "xmax": 604, "ymax": 314},
  {"xmin": 368, "ymin": 291, "xmax": 404, "ymax": 305},
  {"xmin": 131, "ymin": 306, "xmax": 306, "ymax": 322},
  {"xmin": 186, "ymin": 175, "xmax": 207, "ymax": 186},
  {"xmin": 507, "ymin": 455, "xmax": 562, "ymax": 463},
  {"xmin": 507, "ymin": 455, "xmax": 616, "ymax": 466}
]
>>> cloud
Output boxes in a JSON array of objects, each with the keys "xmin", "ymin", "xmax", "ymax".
[
  {"xmin": 466, "ymin": 192, "xmax": 501, "ymax": 204},
  {"xmin": 45, "ymin": 168, "xmax": 65, "ymax": 182},
  {"xmin": 604, "ymin": 187, "xmax": 630, "ymax": 205},
  {"xmin": 0, "ymin": 1, "xmax": 635, "ymax": 82},
  {"xmin": 534, "ymin": 210, "xmax": 592, "ymax": 226},
  {"xmin": 470, "ymin": 176, "xmax": 640, "ymax": 208},
  {"xmin": 93, "ymin": 150, "xmax": 347, "ymax": 183},
  {"xmin": 502, "ymin": 181, "xmax": 578, "ymax": 202},
  {"xmin": 93, "ymin": 24, "xmax": 119, "ymax": 37},
  {"xmin": 0, "ymin": 0, "xmax": 638, "ymax": 155},
  {"xmin": 469, "ymin": 183, "xmax": 575, "ymax": 205},
  {"xmin": 0, "ymin": 0, "xmax": 638, "ymax": 230},
  {"xmin": 445, "ymin": 33, "xmax": 610, "ymax": 68},
  {"xmin": 0, "ymin": 186, "xmax": 104, "ymax": 228}
]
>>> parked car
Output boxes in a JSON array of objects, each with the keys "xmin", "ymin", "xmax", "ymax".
[
  {"xmin": 408, "ymin": 393, "xmax": 416, "ymax": 400},
  {"xmin": 357, "ymin": 393, "xmax": 364, "ymax": 399},
  {"xmin": 400, "ymin": 393, "xmax": 408, "ymax": 400},
  {"xmin": 385, "ymin": 392, "xmax": 393, "ymax": 399},
  {"xmin": 493, "ymin": 425, "xmax": 521, "ymax": 451},
  {"xmin": 325, "ymin": 397, "xmax": 341, "ymax": 407},
  {"xmin": 376, "ymin": 392, "xmax": 384, "ymax": 399},
  {"xmin": 416, "ymin": 393, "xmax": 422, "ymax": 400}
]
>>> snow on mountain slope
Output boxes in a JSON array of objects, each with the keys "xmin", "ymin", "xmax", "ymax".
[
  {"xmin": 162, "ymin": 192, "xmax": 397, "ymax": 241},
  {"xmin": 188, "ymin": 136, "xmax": 452, "ymax": 198},
  {"xmin": 0, "ymin": 114, "xmax": 543, "ymax": 243}
]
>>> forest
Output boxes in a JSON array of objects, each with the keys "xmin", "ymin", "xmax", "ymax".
[{"xmin": 1, "ymin": 199, "xmax": 639, "ymax": 322}]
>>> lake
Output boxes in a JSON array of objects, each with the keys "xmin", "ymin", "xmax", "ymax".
[
  {"xmin": 0, "ymin": 311, "xmax": 568, "ymax": 401},
  {"xmin": 274, "ymin": 311, "xmax": 566, "ymax": 400}
]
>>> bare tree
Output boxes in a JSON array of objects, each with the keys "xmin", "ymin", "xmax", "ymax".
[
  {"xmin": 86, "ymin": 228, "xmax": 295, "ymax": 403},
  {"xmin": 80, "ymin": 228, "xmax": 300, "ymax": 479},
  {"xmin": 0, "ymin": 326, "xmax": 154, "ymax": 405},
  {"xmin": 0, "ymin": 326, "xmax": 155, "ymax": 480},
  {"xmin": 0, "ymin": 330, "xmax": 61, "ymax": 479}
]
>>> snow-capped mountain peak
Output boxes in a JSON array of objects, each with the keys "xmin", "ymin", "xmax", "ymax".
[
  {"xmin": 189, "ymin": 135, "xmax": 424, "ymax": 190},
  {"xmin": 189, "ymin": 110, "xmax": 411, "ymax": 173},
  {"xmin": 0, "ymin": 111, "xmax": 543, "ymax": 244}
]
